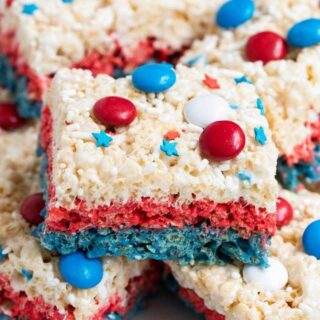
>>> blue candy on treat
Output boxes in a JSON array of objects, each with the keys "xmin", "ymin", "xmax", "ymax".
[
  {"xmin": 132, "ymin": 63, "xmax": 176, "ymax": 93},
  {"xmin": 287, "ymin": 18, "xmax": 320, "ymax": 48},
  {"xmin": 59, "ymin": 251, "xmax": 103, "ymax": 289},
  {"xmin": 216, "ymin": 0, "xmax": 255, "ymax": 29},
  {"xmin": 302, "ymin": 220, "xmax": 320, "ymax": 259}
]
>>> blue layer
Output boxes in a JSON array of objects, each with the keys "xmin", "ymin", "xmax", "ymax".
[
  {"xmin": 35, "ymin": 223, "xmax": 269, "ymax": 266},
  {"xmin": 0, "ymin": 54, "xmax": 42, "ymax": 118},
  {"xmin": 277, "ymin": 144, "xmax": 320, "ymax": 190}
]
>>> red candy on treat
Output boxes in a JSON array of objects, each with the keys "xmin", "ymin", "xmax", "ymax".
[
  {"xmin": 93, "ymin": 96, "xmax": 137, "ymax": 127},
  {"xmin": 276, "ymin": 197, "xmax": 293, "ymax": 228},
  {"xmin": 20, "ymin": 193, "xmax": 45, "ymax": 225},
  {"xmin": 246, "ymin": 31, "xmax": 288, "ymax": 64},
  {"xmin": 0, "ymin": 103, "xmax": 25, "ymax": 130},
  {"xmin": 199, "ymin": 120, "xmax": 246, "ymax": 161}
]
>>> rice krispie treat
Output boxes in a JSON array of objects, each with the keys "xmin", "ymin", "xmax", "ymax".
[
  {"xmin": 0, "ymin": 125, "xmax": 161, "ymax": 320},
  {"xmin": 0, "ymin": 0, "xmax": 219, "ymax": 118},
  {"xmin": 181, "ymin": 0, "xmax": 320, "ymax": 190},
  {"xmin": 37, "ymin": 63, "xmax": 279, "ymax": 266},
  {"xmin": 166, "ymin": 189, "xmax": 320, "ymax": 320}
]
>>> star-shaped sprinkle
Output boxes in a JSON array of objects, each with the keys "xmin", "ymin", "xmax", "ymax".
[
  {"xmin": 62, "ymin": 0, "xmax": 73, "ymax": 3},
  {"xmin": 0, "ymin": 245, "xmax": 7, "ymax": 262},
  {"xmin": 164, "ymin": 130, "xmax": 180, "ymax": 141},
  {"xmin": 160, "ymin": 138, "xmax": 179, "ymax": 157},
  {"xmin": 203, "ymin": 74, "xmax": 220, "ymax": 89},
  {"xmin": 256, "ymin": 98, "xmax": 265, "ymax": 115},
  {"xmin": 22, "ymin": 3, "xmax": 39, "ymax": 15},
  {"xmin": 186, "ymin": 54, "xmax": 206, "ymax": 67},
  {"xmin": 21, "ymin": 269, "xmax": 33, "ymax": 281},
  {"xmin": 234, "ymin": 75, "xmax": 253, "ymax": 85},
  {"xmin": 92, "ymin": 130, "xmax": 113, "ymax": 148},
  {"xmin": 238, "ymin": 171, "xmax": 252, "ymax": 183},
  {"xmin": 254, "ymin": 126, "xmax": 267, "ymax": 145},
  {"xmin": 229, "ymin": 103, "xmax": 239, "ymax": 110}
]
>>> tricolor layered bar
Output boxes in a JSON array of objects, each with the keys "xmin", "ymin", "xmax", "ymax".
[
  {"xmin": 166, "ymin": 189, "xmax": 320, "ymax": 319},
  {"xmin": 38, "ymin": 64, "xmax": 278, "ymax": 266},
  {"xmin": 181, "ymin": 0, "xmax": 320, "ymax": 190},
  {"xmin": 0, "ymin": 0, "xmax": 217, "ymax": 118},
  {"xmin": 0, "ymin": 124, "xmax": 160, "ymax": 320}
]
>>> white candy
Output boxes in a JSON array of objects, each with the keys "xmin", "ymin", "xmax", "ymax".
[
  {"xmin": 243, "ymin": 257, "xmax": 288, "ymax": 291},
  {"xmin": 184, "ymin": 94, "xmax": 232, "ymax": 128}
]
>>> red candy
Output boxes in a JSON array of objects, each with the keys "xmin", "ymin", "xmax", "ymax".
[
  {"xmin": 93, "ymin": 96, "xmax": 137, "ymax": 127},
  {"xmin": 246, "ymin": 31, "xmax": 288, "ymax": 64},
  {"xmin": 199, "ymin": 121, "xmax": 246, "ymax": 161},
  {"xmin": 276, "ymin": 197, "xmax": 293, "ymax": 228},
  {"xmin": 20, "ymin": 193, "xmax": 45, "ymax": 225},
  {"xmin": 0, "ymin": 103, "xmax": 25, "ymax": 130}
]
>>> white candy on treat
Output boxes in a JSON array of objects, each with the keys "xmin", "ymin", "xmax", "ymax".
[
  {"xmin": 243, "ymin": 257, "xmax": 288, "ymax": 291},
  {"xmin": 183, "ymin": 94, "xmax": 232, "ymax": 128}
]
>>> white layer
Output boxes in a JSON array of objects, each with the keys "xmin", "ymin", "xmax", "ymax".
[
  {"xmin": 0, "ymin": 0, "xmax": 220, "ymax": 75},
  {"xmin": 168, "ymin": 189, "xmax": 320, "ymax": 320},
  {"xmin": 0, "ymin": 124, "xmax": 150, "ymax": 320},
  {"xmin": 46, "ymin": 65, "xmax": 278, "ymax": 212},
  {"xmin": 181, "ymin": 0, "xmax": 320, "ymax": 156}
]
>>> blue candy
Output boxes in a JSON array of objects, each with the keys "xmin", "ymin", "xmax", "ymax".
[
  {"xmin": 132, "ymin": 63, "xmax": 176, "ymax": 93},
  {"xmin": 287, "ymin": 18, "xmax": 320, "ymax": 48},
  {"xmin": 302, "ymin": 220, "xmax": 320, "ymax": 259},
  {"xmin": 59, "ymin": 251, "xmax": 103, "ymax": 289},
  {"xmin": 216, "ymin": 0, "xmax": 255, "ymax": 29}
]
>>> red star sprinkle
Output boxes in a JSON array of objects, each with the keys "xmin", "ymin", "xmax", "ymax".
[
  {"xmin": 203, "ymin": 74, "xmax": 220, "ymax": 89},
  {"xmin": 164, "ymin": 130, "xmax": 180, "ymax": 141}
]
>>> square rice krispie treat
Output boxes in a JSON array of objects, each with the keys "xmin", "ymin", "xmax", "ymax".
[
  {"xmin": 166, "ymin": 189, "xmax": 320, "ymax": 320},
  {"xmin": 0, "ymin": 0, "xmax": 218, "ymax": 118},
  {"xmin": 0, "ymin": 124, "xmax": 160, "ymax": 320},
  {"xmin": 37, "ymin": 63, "xmax": 278, "ymax": 266},
  {"xmin": 181, "ymin": 0, "xmax": 320, "ymax": 190}
]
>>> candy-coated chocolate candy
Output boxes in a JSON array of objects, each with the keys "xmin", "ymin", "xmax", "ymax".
[
  {"xmin": 0, "ymin": 103, "xmax": 25, "ymax": 130},
  {"xmin": 199, "ymin": 120, "xmax": 245, "ymax": 161},
  {"xmin": 20, "ymin": 193, "xmax": 45, "ymax": 225},
  {"xmin": 276, "ymin": 197, "xmax": 293, "ymax": 228},
  {"xmin": 132, "ymin": 63, "xmax": 176, "ymax": 93},
  {"xmin": 184, "ymin": 94, "xmax": 232, "ymax": 128},
  {"xmin": 303, "ymin": 220, "xmax": 320, "ymax": 259},
  {"xmin": 216, "ymin": 0, "xmax": 255, "ymax": 29},
  {"xmin": 59, "ymin": 252, "xmax": 103, "ymax": 289},
  {"xmin": 93, "ymin": 96, "xmax": 137, "ymax": 127},
  {"xmin": 246, "ymin": 31, "xmax": 288, "ymax": 64},
  {"xmin": 287, "ymin": 18, "xmax": 320, "ymax": 48},
  {"xmin": 243, "ymin": 257, "xmax": 288, "ymax": 291}
]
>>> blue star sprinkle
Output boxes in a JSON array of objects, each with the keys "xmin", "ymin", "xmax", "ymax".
[
  {"xmin": 62, "ymin": 0, "xmax": 73, "ymax": 2},
  {"xmin": 186, "ymin": 54, "xmax": 207, "ymax": 67},
  {"xmin": 92, "ymin": 131, "xmax": 113, "ymax": 148},
  {"xmin": 256, "ymin": 98, "xmax": 265, "ymax": 115},
  {"xmin": 160, "ymin": 139, "xmax": 179, "ymax": 157},
  {"xmin": 229, "ymin": 103, "xmax": 239, "ymax": 110},
  {"xmin": 234, "ymin": 75, "xmax": 253, "ymax": 85},
  {"xmin": 22, "ymin": 3, "xmax": 39, "ymax": 15},
  {"xmin": 254, "ymin": 126, "xmax": 267, "ymax": 145},
  {"xmin": 238, "ymin": 171, "xmax": 252, "ymax": 183},
  {"xmin": 0, "ymin": 245, "xmax": 7, "ymax": 263},
  {"xmin": 21, "ymin": 269, "xmax": 33, "ymax": 281}
]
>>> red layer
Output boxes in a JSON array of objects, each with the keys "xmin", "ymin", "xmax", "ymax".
[
  {"xmin": 0, "ymin": 262, "xmax": 160, "ymax": 320},
  {"xmin": 286, "ymin": 117, "xmax": 320, "ymax": 165},
  {"xmin": 178, "ymin": 286, "xmax": 225, "ymax": 320},
  {"xmin": 0, "ymin": 25, "xmax": 179, "ymax": 101},
  {"xmin": 41, "ymin": 106, "xmax": 276, "ymax": 238}
]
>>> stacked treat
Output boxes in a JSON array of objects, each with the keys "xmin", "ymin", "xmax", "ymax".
[{"xmin": 0, "ymin": 0, "xmax": 320, "ymax": 319}]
